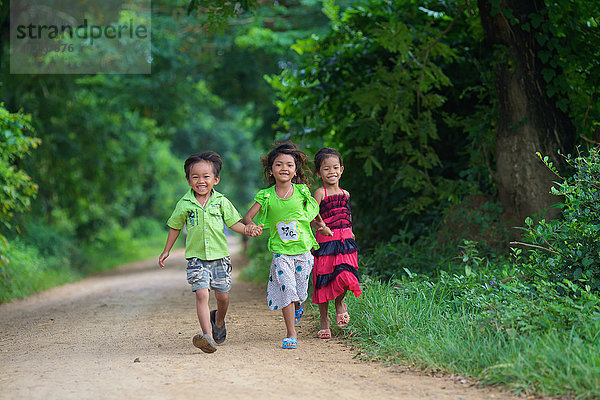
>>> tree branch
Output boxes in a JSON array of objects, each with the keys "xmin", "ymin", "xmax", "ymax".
[{"xmin": 509, "ymin": 241, "xmax": 560, "ymax": 255}]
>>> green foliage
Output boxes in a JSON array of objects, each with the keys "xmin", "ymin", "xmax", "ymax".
[
  {"xmin": 268, "ymin": 0, "xmax": 600, "ymax": 251},
  {"xmin": 0, "ymin": 238, "xmax": 77, "ymax": 303},
  {"xmin": 535, "ymin": 2, "xmax": 600, "ymax": 136},
  {"xmin": 80, "ymin": 217, "xmax": 169, "ymax": 274},
  {"xmin": 359, "ymin": 196, "xmax": 509, "ymax": 279},
  {"xmin": 0, "ymin": 106, "xmax": 39, "ymax": 225},
  {"xmin": 1, "ymin": 0, "xmax": 268, "ymax": 242},
  {"xmin": 490, "ymin": 1, "xmax": 600, "ymax": 138},
  {"xmin": 0, "ymin": 0, "xmax": 283, "ymax": 300},
  {"xmin": 345, "ymin": 240, "xmax": 600, "ymax": 398},
  {"xmin": 187, "ymin": 0, "xmax": 255, "ymax": 29},
  {"xmin": 0, "ymin": 220, "xmax": 80, "ymax": 302},
  {"xmin": 0, "ymin": 105, "xmax": 40, "ymax": 266},
  {"xmin": 360, "ymin": 232, "xmax": 450, "ymax": 280},
  {"xmin": 517, "ymin": 147, "xmax": 600, "ymax": 291},
  {"xmin": 346, "ymin": 144, "xmax": 600, "ymax": 398},
  {"xmin": 359, "ymin": 232, "xmax": 600, "ymax": 336},
  {"xmin": 0, "ymin": 217, "xmax": 171, "ymax": 303},
  {"xmin": 270, "ymin": 0, "xmax": 496, "ymax": 246}
]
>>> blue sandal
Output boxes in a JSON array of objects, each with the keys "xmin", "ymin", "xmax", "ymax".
[
  {"xmin": 282, "ymin": 337, "xmax": 297, "ymax": 349},
  {"xmin": 294, "ymin": 303, "xmax": 303, "ymax": 324}
]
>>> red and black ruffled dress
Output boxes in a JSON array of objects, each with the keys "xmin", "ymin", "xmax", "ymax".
[{"xmin": 312, "ymin": 187, "xmax": 362, "ymax": 304}]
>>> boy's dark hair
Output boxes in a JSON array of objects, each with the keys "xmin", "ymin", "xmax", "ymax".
[
  {"xmin": 261, "ymin": 141, "xmax": 311, "ymax": 187},
  {"xmin": 314, "ymin": 147, "xmax": 343, "ymax": 172},
  {"xmin": 184, "ymin": 151, "xmax": 222, "ymax": 179}
]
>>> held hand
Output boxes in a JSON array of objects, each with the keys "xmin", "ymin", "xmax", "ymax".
[
  {"xmin": 244, "ymin": 223, "xmax": 256, "ymax": 237},
  {"xmin": 158, "ymin": 251, "xmax": 169, "ymax": 269},
  {"xmin": 320, "ymin": 226, "xmax": 333, "ymax": 236},
  {"xmin": 247, "ymin": 224, "xmax": 263, "ymax": 237}
]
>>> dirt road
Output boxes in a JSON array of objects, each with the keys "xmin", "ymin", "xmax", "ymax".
[{"xmin": 0, "ymin": 240, "xmax": 519, "ymax": 400}]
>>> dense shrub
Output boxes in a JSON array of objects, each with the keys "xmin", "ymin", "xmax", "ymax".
[{"xmin": 516, "ymin": 147, "xmax": 600, "ymax": 291}]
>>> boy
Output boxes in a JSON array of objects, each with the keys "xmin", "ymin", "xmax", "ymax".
[{"xmin": 159, "ymin": 151, "xmax": 261, "ymax": 353}]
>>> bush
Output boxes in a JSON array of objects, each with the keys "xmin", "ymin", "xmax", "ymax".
[
  {"xmin": 0, "ymin": 239, "xmax": 77, "ymax": 302},
  {"xmin": 20, "ymin": 220, "xmax": 80, "ymax": 266},
  {"xmin": 516, "ymin": 147, "xmax": 600, "ymax": 291}
]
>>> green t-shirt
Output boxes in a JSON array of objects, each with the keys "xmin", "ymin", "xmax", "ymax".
[
  {"xmin": 167, "ymin": 189, "xmax": 242, "ymax": 260},
  {"xmin": 254, "ymin": 183, "xmax": 319, "ymax": 255}
]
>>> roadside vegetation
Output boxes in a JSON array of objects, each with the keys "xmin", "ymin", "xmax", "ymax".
[
  {"xmin": 0, "ymin": 217, "xmax": 176, "ymax": 302},
  {"xmin": 242, "ymin": 148, "xmax": 600, "ymax": 398}
]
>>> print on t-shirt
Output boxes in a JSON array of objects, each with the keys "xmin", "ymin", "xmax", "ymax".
[{"xmin": 276, "ymin": 220, "xmax": 300, "ymax": 243}]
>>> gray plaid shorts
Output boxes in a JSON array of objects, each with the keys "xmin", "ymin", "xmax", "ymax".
[{"xmin": 186, "ymin": 257, "xmax": 232, "ymax": 293}]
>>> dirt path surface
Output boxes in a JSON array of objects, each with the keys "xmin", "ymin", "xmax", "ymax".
[{"xmin": 0, "ymin": 240, "xmax": 520, "ymax": 400}]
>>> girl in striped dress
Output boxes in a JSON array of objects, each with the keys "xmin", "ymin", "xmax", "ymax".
[{"xmin": 311, "ymin": 148, "xmax": 362, "ymax": 339}]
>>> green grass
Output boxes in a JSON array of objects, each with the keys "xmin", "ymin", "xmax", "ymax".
[{"xmin": 344, "ymin": 278, "xmax": 600, "ymax": 399}]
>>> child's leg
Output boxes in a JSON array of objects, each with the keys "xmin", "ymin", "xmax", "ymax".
[
  {"xmin": 214, "ymin": 291, "xmax": 229, "ymax": 328},
  {"xmin": 195, "ymin": 289, "xmax": 211, "ymax": 334},
  {"xmin": 334, "ymin": 291, "xmax": 346, "ymax": 314},
  {"xmin": 318, "ymin": 302, "xmax": 330, "ymax": 330},
  {"xmin": 282, "ymin": 303, "xmax": 296, "ymax": 339}
]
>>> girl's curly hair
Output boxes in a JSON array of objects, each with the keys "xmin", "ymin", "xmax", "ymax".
[{"xmin": 261, "ymin": 141, "xmax": 312, "ymax": 187}]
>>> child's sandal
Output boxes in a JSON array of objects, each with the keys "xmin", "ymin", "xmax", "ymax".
[
  {"xmin": 336, "ymin": 303, "xmax": 350, "ymax": 327},
  {"xmin": 282, "ymin": 337, "xmax": 297, "ymax": 349},
  {"xmin": 317, "ymin": 329, "xmax": 332, "ymax": 339}
]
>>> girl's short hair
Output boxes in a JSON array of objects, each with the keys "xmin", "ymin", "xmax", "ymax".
[
  {"xmin": 184, "ymin": 151, "xmax": 222, "ymax": 179},
  {"xmin": 314, "ymin": 147, "xmax": 343, "ymax": 171},
  {"xmin": 261, "ymin": 141, "xmax": 311, "ymax": 187}
]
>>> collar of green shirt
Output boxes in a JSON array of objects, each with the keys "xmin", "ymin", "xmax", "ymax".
[{"xmin": 183, "ymin": 188, "xmax": 224, "ymax": 208}]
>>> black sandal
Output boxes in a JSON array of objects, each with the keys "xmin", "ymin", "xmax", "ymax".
[{"xmin": 210, "ymin": 309, "xmax": 226, "ymax": 344}]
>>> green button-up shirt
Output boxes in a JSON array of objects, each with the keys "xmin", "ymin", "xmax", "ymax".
[{"xmin": 167, "ymin": 189, "xmax": 242, "ymax": 260}]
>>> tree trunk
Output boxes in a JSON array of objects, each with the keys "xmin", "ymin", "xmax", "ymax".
[{"xmin": 478, "ymin": 0, "xmax": 575, "ymax": 228}]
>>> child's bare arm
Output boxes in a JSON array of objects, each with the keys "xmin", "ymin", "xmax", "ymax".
[
  {"xmin": 313, "ymin": 214, "xmax": 333, "ymax": 236},
  {"xmin": 311, "ymin": 214, "xmax": 325, "ymax": 230},
  {"xmin": 159, "ymin": 228, "xmax": 181, "ymax": 268},
  {"xmin": 242, "ymin": 202, "xmax": 262, "ymax": 226},
  {"xmin": 311, "ymin": 188, "xmax": 333, "ymax": 236}
]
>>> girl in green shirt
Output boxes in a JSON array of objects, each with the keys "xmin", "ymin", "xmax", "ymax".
[{"xmin": 243, "ymin": 142, "xmax": 326, "ymax": 349}]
